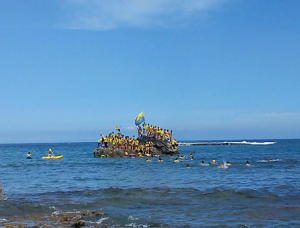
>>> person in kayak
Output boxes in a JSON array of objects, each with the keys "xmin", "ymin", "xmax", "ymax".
[
  {"xmin": 48, "ymin": 148, "xmax": 55, "ymax": 157},
  {"xmin": 26, "ymin": 152, "xmax": 32, "ymax": 158}
]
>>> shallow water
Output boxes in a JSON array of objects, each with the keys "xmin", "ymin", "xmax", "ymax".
[{"xmin": 1, "ymin": 139, "xmax": 300, "ymax": 227}]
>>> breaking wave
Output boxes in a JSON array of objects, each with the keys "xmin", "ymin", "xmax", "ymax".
[{"xmin": 178, "ymin": 141, "xmax": 276, "ymax": 146}]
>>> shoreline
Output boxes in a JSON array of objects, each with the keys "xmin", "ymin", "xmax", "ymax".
[{"xmin": 0, "ymin": 211, "xmax": 105, "ymax": 228}]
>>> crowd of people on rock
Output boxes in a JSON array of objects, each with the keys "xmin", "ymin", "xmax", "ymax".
[
  {"xmin": 138, "ymin": 122, "xmax": 178, "ymax": 149},
  {"xmin": 97, "ymin": 131, "xmax": 157, "ymax": 156},
  {"xmin": 137, "ymin": 122, "xmax": 174, "ymax": 142},
  {"xmin": 96, "ymin": 122, "xmax": 178, "ymax": 156}
]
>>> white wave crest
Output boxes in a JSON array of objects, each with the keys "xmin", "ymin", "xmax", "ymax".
[
  {"xmin": 97, "ymin": 217, "xmax": 109, "ymax": 224},
  {"xmin": 126, "ymin": 223, "xmax": 148, "ymax": 228},
  {"xmin": 128, "ymin": 215, "xmax": 140, "ymax": 220},
  {"xmin": 52, "ymin": 210, "xmax": 63, "ymax": 215},
  {"xmin": 257, "ymin": 159, "xmax": 283, "ymax": 163},
  {"xmin": 178, "ymin": 141, "xmax": 276, "ymax": 146}
]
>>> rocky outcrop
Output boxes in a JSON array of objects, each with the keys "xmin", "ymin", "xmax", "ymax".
[
  {"xmin": 93, "ymin": 136, "xmax": 178, "ymax": 158},
  {"xmin": 1, "ymin": 211, "xmax": 105, "ymax": 227},
  {"xmin": 139, "ymin": 137, "xmax": 178, "ymax": 155}
]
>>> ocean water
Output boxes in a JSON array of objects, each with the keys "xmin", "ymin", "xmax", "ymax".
[{"xmin": 0, "ymin": 139, "xmax": 300, "ymax": 227}]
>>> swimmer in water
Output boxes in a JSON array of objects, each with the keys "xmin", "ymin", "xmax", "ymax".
[
  {"xmin": 218, "ymin": 161, "xmax": 229, "ymax": 169},
  {"xmin": 186, "ymin": 164, "xmax": 190, "ymax": 168},
  {"xmin": 226, "ymin": 162, "xmax": 232, "ymax": 166},
  {"xmin": 200, "ymin": 161, "xmax": 209, "ymax": 166},
  {"xmin": 245, "ymin": 161, "xmax": 250, "ymax": 166},
  {"xmin": 218, "ymin": 164, "xmax": 228, "ymax": 169},
  {"xmin": 211, "ymin": 160, "xmax": 217, "ymax": 165},
  {"xmin": 158, "ymin": 157, "xmax": 163, "ymax": 162},
  {"xmin": 173, "ymin": 158, "xmax": 180, "ymax": 163},
  {"xmin": 145, "ymin": 158, "xmax": 151, "ymax": 162}
]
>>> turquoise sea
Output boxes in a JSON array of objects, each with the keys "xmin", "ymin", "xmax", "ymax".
[{"xmin": 1, "ymin": 139, "xmax": 300, "ymax": 227}]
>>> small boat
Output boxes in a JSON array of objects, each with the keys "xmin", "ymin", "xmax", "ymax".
[{"xmin": 42, "ymin": 155, "xmax": 64, "ymax": 159}]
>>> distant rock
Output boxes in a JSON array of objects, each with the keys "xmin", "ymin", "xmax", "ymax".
[{"xmin": 94, "ymin": 136, "xmax": 178, "ymax": 158}]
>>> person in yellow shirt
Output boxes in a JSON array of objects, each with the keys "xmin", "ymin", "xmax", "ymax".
[
  {"xmin": 171, "ymin": 139, "xmax": 178, "ymax": 149},
  {"xmin": 160, "ymin": 128, "xmax": 164, "ymax": 140},
  {"xmin": 147, "ymin": 124, "xmax": 151, "ymax": 136},
  {"xmin": 145, "ymin": 142, "xmax": 150, "ymax": 155},
  {"xmin": 152, "ymin": 126, "xmax": 156, "ymax": 139},
  {"xmin": 133, "ymin": 139, "xmax": 139, "ymax": 151},
  {"xmin": 124, "ymin": 136, "xmax": 129, "ymax": 150},
  {"xmin": 118, "ymin": 137, "xmax": 123, "ymax": 150},
  {"xmin": 149, "ymin": 125, "xmax": 153, "ymax": 137},
  {"xmin": 103, "ymin": 136, "xmax": 108, "ymax": 148},
  {"xmin": 26, "ymin": 152, "xmax": 32, "ymax": 158},
  {"xmin": 149, "ymin": 141, "xmax": 154, "ymax": 148},
  {"xmin": 97, "ymin": 138, "xmax": 102, "ymax": 148},
  {"xmin": 164, "ymin": 130, "xmax": 170, "ymax": 141},
  {"xmin": 112, "ymin": 137, "xmax": 116, "ymax": 148},
  {"xmin": 137, "ymin": 125, "xmax": 142, "ymax": 138},
  {"xmin": 128, "ymin": 138, "xmax": 133, "ymax": 150},
  {"xmin": 157, "ymin": 128, "xmax": 164, "ymax": 140},
  {"xmin": 110, "ymin": 133, "xmax": 115, "ymax": 147}
]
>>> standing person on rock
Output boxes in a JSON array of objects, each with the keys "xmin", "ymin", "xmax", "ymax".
[
  {"xmin": 137, "ymin": 125, "xmax": 142, "ymax": 138},
  {"xmin": 142, "ymin": 122, "xmax": 147, "ymax": 137}
]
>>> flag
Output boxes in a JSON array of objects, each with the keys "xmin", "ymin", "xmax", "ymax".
[
  {"xmin": 135, "ymin": 111, "xmax": 145, "ymax": 126},
  {"xmin": 115, "ymin": 126, "xmax": 120, "ymax": 132}
]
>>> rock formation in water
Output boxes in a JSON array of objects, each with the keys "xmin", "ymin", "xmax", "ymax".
[{"xmin": 93, "ymin": 136, "xmax": 179, "ymax": 158}]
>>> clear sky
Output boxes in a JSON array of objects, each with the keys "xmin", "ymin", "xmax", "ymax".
[{"xmin": 1, "ymin": 0, "xmax": 300, "ymax": 143}]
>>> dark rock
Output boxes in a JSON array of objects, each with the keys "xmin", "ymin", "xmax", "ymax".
[
  {"xmin": 139, "ymin": 137, "xmax": 178, "ymax": 155},
  {"xmin": 82, "ymin": 211, "xmax": 104, "ymax": 216},
  {"xmin": 0, "ymin": 211, "xmax": 105, "ymax": 227},
  {"xmin": 94, "ymin": 137, "xmax": 178, "ymax": 158},
  {"xmin": 72, "ymin": 220, "xmax": 86, "ymax": 227}
]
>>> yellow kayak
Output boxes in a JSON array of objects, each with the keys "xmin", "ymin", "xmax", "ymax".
[{"xmin": 42, "ymin": 155, "xmax": 64, "ymax": 159}]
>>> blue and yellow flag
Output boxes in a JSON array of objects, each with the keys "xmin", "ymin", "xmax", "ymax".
[
  {"xmin": 135, "ymin": 111, "xmax": 145, "ymax": 126},
  {"xmin": 115, "ymin": 126, "xmax": 120, "ymax": 132}
]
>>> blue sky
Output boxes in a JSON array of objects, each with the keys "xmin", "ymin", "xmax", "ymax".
[{"xmin": 0, "ymin": 0, "xmax": 300, "ymax": 143}]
